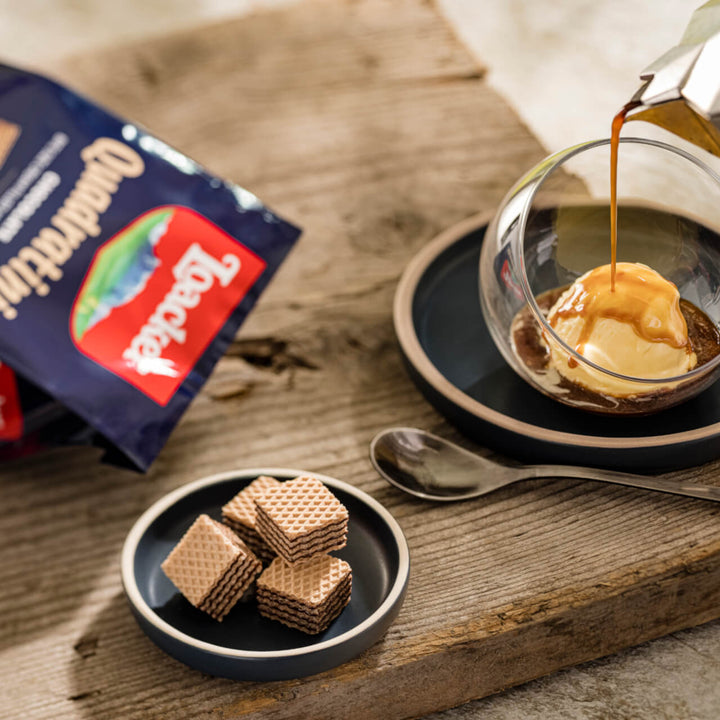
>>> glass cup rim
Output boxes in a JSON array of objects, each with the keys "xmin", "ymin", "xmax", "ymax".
[{"xmin": 514, "ymin": 135, "xmax": 720, "ymax": 385}]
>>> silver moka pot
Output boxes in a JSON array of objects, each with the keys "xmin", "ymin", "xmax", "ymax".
[{"xmin": 626, "ymin": 0, "xmax": 720, "ymax": 156}]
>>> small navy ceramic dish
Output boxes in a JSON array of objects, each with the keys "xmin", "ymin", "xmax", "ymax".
[{"xmin": 121, "ymin": 469, "xmax": 410, "ymax": 681}]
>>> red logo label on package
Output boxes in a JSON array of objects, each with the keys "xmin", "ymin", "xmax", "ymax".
[
  {"xmin": 0, "ymin": 363, "xmax": 23, "ymax": 440},
  {"xmin": 70, "ymin": 206, "xmax": 266, "ymax": 406}
]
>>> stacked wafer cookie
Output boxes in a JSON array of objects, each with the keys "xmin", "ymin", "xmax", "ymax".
[
  {"xmin": 257, "ymin": 554, "xmax": 352, "ymax": 635},
  {"xmin": 221, "ymin": 475, "xmax": 281, "ymax": 564},
  {"xmin": 161, "ymin": 475, "xmax": 353, "ymax": 633},
  {"xmin": 253, "ymin": 476, "xmax": 351, "ymax": 634},
  {"xmin": 254, "ymin": 476, "xmax": 348, "ymax": 563},
  {"xmin": 161, "ymin": 514, "xmax": 262, "ymax": 621}
]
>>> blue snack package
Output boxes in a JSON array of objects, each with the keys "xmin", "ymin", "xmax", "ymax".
[{"xmin": 0, "ymin": 64, "xmax": 301, "ymax": 470}]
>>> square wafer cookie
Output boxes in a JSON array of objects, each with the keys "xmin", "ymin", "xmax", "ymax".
[
  {"xmin": 161, "ymin": 513, "xmax": 262, "ymax": 621},
  {"xmin": 254, "ymin": 476, "xmax": 348, "ymax": 564},
  {"xmin": 221, "ymin": 475, "xmax": 282, "ymax": 563},
  {"xmin": 257, "ymin": 554, "xmax": 352, "ymax": 634}
]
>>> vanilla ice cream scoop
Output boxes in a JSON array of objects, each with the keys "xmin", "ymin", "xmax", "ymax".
[{"xmin": 544, "ymin": 262, "xmax": 697, "ymax": 397}]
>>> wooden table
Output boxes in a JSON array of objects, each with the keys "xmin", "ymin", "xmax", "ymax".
[{"xmin": 3, "ymin": 1, "xmax": 720, "ymax": 718}]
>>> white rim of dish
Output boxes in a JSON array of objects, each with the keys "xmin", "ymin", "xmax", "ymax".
[
  {"xmin": 121, "ymin": 468, "xmax": 410, "ymax": 659},
  {"xmin": 394, "ymin": 212, "xmax": 720, "ymax": 449}
]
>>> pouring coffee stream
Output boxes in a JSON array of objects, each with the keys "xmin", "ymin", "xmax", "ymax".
[
  {"xmin": 611, "ymin": 0, "xmax": 720, "ymax": 289},
  {"xmin": 564, "ymin": 1, "xmax": 720, "ymax": 379},
  {"xmin": 611, "ymin": 0, "xmax": 720, "ymax": 248},
  {"xmin": 609, "ymin": 101, "xmax": 639, "ymax": 291}
]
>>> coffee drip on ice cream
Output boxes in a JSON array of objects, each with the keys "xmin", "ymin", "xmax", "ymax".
[{"xmin": 543, "ymin": 105, "xmax": 696, "ymax": 382}]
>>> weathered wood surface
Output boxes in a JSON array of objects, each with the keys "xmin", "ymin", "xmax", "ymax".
[{"xmin": 2, "ymin": 1, "xmax": 720, "ymax": 718}]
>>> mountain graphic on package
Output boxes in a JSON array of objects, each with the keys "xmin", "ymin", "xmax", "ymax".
[
  {"xmin": 72, "ymin": 208, "xmax": 170, "ymax": 342},
  {"xmin": 69, "ymin": 205, "xmax": 267, "ymax": 406}
]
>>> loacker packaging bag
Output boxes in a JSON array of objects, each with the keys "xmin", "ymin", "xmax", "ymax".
[{"xmin": 0, "ymin": 64, "xmax": 301, "ymax": 470}]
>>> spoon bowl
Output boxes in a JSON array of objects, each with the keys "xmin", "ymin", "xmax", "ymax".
[{"xmin": 370, "ymin": 427, "xmax": 720, "ymax": 503}]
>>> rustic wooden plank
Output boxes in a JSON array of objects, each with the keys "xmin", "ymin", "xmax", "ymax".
[{"xmin": 2, "ymin": 1, "xmax": 720, "ymax": 719}]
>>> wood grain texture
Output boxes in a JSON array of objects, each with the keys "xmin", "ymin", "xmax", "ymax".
[{"xmin": 2, "ymin": 1, "xmax": 720, "ymax": 718}]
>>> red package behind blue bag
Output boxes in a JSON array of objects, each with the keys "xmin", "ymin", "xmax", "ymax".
[{"xmin": 0, "ymin": 64, "xmax": 301, "ymax": 470}]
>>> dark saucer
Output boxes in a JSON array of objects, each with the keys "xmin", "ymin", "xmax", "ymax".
[
  {"xmin": 122, "ymin": 469, "xmax": 410, "ymax": 680},
  {"xmin": 394, "ymin": 214, "xmax": 720, "ymax": 471}
]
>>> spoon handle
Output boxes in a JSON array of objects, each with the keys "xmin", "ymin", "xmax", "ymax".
[{"xmin": 527, "ymin": 464, "xmax": 720, "ymax": 502}]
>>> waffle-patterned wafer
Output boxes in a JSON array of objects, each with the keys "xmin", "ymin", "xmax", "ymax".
[
  {"xmin": 221, "ymin": 475, "xmax": 282, "ymax": 563},
  {"xmin": 254, "ymin": 476, "xmax": 349, "ymax": 564},
  {"xmin": 161, "ymin": 513, "xmax": 262, "ymax": 621},
  {"xmin": 257, "ymin": 554, "xmax": 352, "ymax": 634}
]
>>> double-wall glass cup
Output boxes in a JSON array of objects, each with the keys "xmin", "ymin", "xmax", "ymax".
[{"xmin": 479, "ymin": 137, "xmax": 720, "ymax": 414}]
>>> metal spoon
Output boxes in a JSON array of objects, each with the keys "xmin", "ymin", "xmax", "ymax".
[{"xmin": 369, "ymin": 427, "xmax": 720, "ymax": 502}]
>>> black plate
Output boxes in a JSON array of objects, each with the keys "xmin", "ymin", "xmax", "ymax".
[
  {"xmin": 121, "ymin": 469, "xmax": 410, "ymax": 680},
  {"xmin": 394, "ymin": 214, "xmax": 720, "ymax": 471}
]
